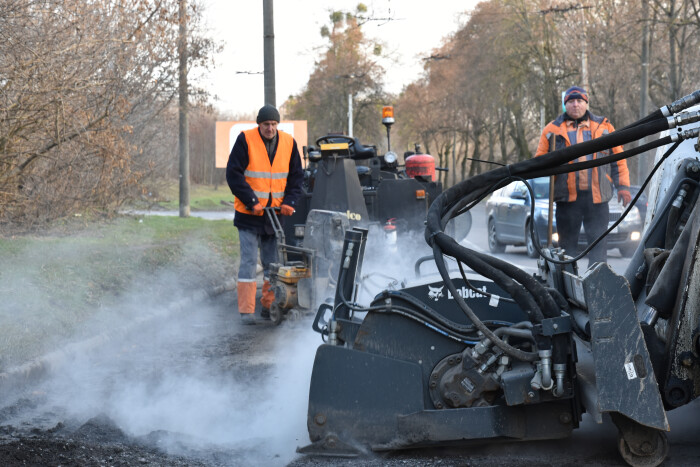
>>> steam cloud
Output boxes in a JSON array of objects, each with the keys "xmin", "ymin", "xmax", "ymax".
[{"xmin": 35, "ymin": 301, "xmax": 319, "ymax": 466}]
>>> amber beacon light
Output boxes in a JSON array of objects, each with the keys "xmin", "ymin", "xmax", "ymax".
[{"xmin": 382, "ymin": 106, "xmax": 395, "ymax": 125}]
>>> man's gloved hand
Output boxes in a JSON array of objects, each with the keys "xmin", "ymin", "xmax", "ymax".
[
  {"xmin": 617, "ymin": 189, "xmax": 632, "ymax": 207},
  {"xmin": 280, "ymin": 204, "xmax": 295, "ymax": 216},
  {"xmin": 251, "ymin": 202, "xmax": 264, "ymax": 216}
]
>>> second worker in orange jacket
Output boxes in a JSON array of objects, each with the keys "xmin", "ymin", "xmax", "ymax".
[{"xmin": 535, "ymin": 86, "xmax": 631, "ymax": 265}]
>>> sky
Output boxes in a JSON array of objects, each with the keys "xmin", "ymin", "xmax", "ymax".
[{"xmin": 199, "ymin": 0, "xmax": 480, "ymax": 118}]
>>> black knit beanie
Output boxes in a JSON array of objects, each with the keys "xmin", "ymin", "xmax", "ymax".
[
  {"xmin": 256, "ymin": 104, "xmax": 280, "ymax": 124},
  {"xmin": 564, "ymin": 86, "xmax": 589, "ymax": 104}
]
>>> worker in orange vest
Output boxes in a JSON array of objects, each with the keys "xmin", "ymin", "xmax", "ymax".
[{"xmin": 226, "ymin": 105, "xmax": 304, "ymax": 324}]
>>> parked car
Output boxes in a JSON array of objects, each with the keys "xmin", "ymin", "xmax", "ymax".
[{"xmin": 485, "ymin": 177, "xmax": 643, "ymax": 258}]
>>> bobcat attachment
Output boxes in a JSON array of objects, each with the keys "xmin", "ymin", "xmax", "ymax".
[{"xmin": 299, "ymin": 91, "xmax": 700, "ymax": 466}]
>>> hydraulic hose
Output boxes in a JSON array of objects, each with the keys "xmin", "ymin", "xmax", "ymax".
[
  {"xmin": 526, "ymin": 134, "xmax": 675, "ymax": 180},
  {"xmin": 373, "ymin": 290, "xmax": 485, "ymax": 336},
  {"xmin": 663, "ymin": 89, "xmax": 700, "ymax": 115},
  {"xmin": 529, "ymin": 140, "xmax": 682, "ymax": 264},
  {"xmin": 494, "ymin": 326, "xmax": 535, "ymax": 341},
  {"xmin": 470, "ymin": 248, "xmax": 560, "ymax": 318},
  {"xmin": 437, "ymin": 235, "xmax": 545, "ymax": 323},
  {"xmin": 618, "ymin": 108, "xmax": 664, "ymax": 131},
  {"xmin": 426, "ymin": 116, "xmax": 676, "ymax": 238},
  {"xmin": 423, "ymin": 90, "xmax": 700, "ymax": 362},
  {"xmin": 432, "ymin": 242, "xmax": 538, "ymax": 362},
  {"xmin": 619, "ymin": 89, "xmax": 700, "ymax": 129},
  {"xmin": 456, "ymin": 261, "xmax": 516, "ymax": 305},
  {"xmin": 430, "ymin": 90, "xmax": 700, "ymax": 239},
  {"xmin": 525, "ymin": 117, "xmax": 670, "ymax": 173}
]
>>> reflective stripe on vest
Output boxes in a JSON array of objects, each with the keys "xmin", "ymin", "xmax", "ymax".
[{"xmin": 234, "ymin": 128, "xmax": 293, "ymax": 215}]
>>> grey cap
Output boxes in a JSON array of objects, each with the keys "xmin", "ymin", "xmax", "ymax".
[{"xmin": 256, "ymin": 104, "xmax": 280, "ymax": 124}]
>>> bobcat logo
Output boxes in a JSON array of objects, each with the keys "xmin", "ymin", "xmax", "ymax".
[{"xmin": 428, "ymin": 285, "xmax": 444, "ymax": 301}]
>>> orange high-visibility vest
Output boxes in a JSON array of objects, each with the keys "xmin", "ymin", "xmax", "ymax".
[{"xmin": 234, "ymin": 128, "xmax": 293, "ymax": 215}]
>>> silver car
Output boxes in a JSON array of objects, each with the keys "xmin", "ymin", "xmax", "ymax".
[{"xmin": 485, "ymin": 177, "xmax": 643, "ymax": 258}]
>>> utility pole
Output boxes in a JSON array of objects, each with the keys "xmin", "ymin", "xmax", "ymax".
[
  {"xmin": 639, "ymin": 0, "xmax": 651, "ymax": 184},
  {"xmin": 451, "ymin": 130, "xmax": 457, "ymax": 187},
  {"xmin": 580, "ymin": 6, "xmax": 589, "ymax": 92},
  {"xmin": 178, "ymin": 0, "xmax": 190, "ymax": 217},
  {"xmin": 263, "ymin": 0, "xmax": 276, "ymax": 106},
  {"xmin": 348, "ymin": 94, "xmax": 353, "ymax": 137}
]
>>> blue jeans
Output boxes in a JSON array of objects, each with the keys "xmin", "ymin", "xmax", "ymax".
[{"xmin": 237, "ymin": 228, "xmax": 278, "ymax": 282}]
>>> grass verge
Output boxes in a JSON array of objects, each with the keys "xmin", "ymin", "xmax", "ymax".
[
  {"xmin": 0, "ymin": 214, "xmax": 239, "ymax": 370},
  {"xmin": 156, "ymin": 184, "xmax": 235, "ymax": 211}
]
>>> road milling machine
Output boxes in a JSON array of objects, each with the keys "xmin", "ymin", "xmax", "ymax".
[
  {"xmin": 265, "ymin": 107, "xmax": 471, "ymax": 324},
  {"xmin": 298, "ymin": 90, "xmax": 700, "ymax": 466},
  {"xmin": 283, "ymin": 106, "xmax": 471, "ymax": 249}
]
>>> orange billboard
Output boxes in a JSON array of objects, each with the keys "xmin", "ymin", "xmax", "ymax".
[{"xmin": 215, "ymin": 120, "xmax": 308, "ymax": 168}]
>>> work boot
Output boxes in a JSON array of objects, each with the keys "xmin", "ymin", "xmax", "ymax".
[
  {"xmin": 240, "ymin": 313, "xmax": 256, "ymax": 325},
  {"xmin": 237, "ymin": 281, "xmax": 257, "ymax": 325},
  {"xmin": 261, "ymin": 280, "xmax": 275, "ymax": 310}
]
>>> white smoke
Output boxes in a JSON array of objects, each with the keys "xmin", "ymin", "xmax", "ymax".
[
  {"xmin": 0, "ymin": 231, "xmax": 321, "ymax": 467},
  {"xmin": 356, "ymin": 228, "xmax": 446, "ymax": 304},
  {"xmin": 0, "ymin": 212, "xmax": 466, "ymax": 467},
  {"xmin": 34, "ymin": 302, "xmax": 319, "ymax": 466}
]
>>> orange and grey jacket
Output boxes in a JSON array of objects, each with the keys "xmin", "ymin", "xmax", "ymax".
[
  {"xmin": 535, "ymin": 111, "xmax": 630, "ymax": 204},
  {"xmin": 226, "ymin": 127, "xmax": 303, "ymax": 233}
]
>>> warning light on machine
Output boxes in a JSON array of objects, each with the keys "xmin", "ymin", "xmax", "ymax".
[{"xmin": 382, "ymin": 106, "xmax": 395, "ymax": 125}]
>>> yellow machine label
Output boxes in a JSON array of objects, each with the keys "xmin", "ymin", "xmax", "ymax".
[
  {"xmin": 346, "ymin": 210, "xmax": 362, "ymax": 221},
  {"xmin": 320, "ymin": 143, "xmax": 350, "ymax": 151}
]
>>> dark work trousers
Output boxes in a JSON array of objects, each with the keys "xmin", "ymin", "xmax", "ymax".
[{"xmin": 555, "ymin": 190, "xmax": 609, "ymax": 265}]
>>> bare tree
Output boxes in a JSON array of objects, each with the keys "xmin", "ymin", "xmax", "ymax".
[
  {"xmin": 285, "ymin": 5, "xmax": 389, "ymax": 146},
  {"xmin": 0, "ymin": 0, "xmax": 216, "ymax": 229}
]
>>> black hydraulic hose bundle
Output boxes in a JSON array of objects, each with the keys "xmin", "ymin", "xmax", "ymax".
[
  {"xmin": 424, "ymin": 89, "xmax": 700, "ymax": 362},
  {"xmin": 333, "ymin": 266, "xmax": 503, "ymax": 346},
  {"xmin": 433, "ymin": 116, "xmax": 672, "ymax": 228},
  {"xmin": 432, "ymin": 242, "xmax": 539, "ymax": 362}
]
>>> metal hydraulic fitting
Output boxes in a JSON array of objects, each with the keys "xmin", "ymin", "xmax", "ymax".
[
  {"xmin": 552, "ymin": 363, "xmax": 567, "ymax": 397},
  {"xmin": 478, "ymin": 354, "xmax": 499, "ymax": 374},
  {"xmin": 538, "ymin": 349, "xmax": 554, "ymax": 391},
  {"xmin": 472, "ymin": 337, "xmax": 492, "ymax": 358},
  {"xmin": 329, "ymin": 319, "xmax": 339, "ymax": 346},
  {"xmin": 666, "ymin": 109, "xmax": 700, "ymax": 128}
]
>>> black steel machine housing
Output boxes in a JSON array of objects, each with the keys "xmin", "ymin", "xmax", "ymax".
[
  {"xmin": 283, "ymin": 134, "xmax": 446, "ymax": 247},
  {"xmin": 298, "ymin": 90, "xmax": 700, "ymax": 467}
]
